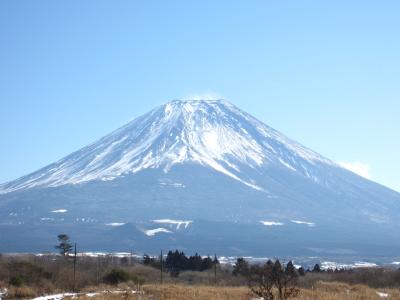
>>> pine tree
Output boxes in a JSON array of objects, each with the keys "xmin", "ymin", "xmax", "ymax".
[
  {"xmin": 283, "ymin": 261, "xmax": 300, "ymax": 299},
  {"xmin": 273, "ymin": 260, "xmax": 284, "ymax": 300},
  {"xmin": 165, "ymin": 250, "xmax": 189, "ymax": 276},
  {"xmin": 298, "ymin": 267, "xmax": 305, "ymax": 276},
  {"xmin": 200, "ymin": 256, "xmax": 213, "ymax": 271},
  {"xmin": 312, "ymin": 263, "xmax": 321, "ymax": 272},
  {"xmin": 55, "ymin": 234, "xmax": 72, "ymax": 256},
  {"xmin": 188, "ymin": 253, "xmax": 203, "ymax": 271},
  {"xmin": 143, "ymin": 254, "xmax": 151, "ymax": 265},
  {"xmin": 232, "ymin": 257, "xmax": 250, "ymax": 277}
]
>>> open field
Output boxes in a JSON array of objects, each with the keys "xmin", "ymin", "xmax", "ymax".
[
  {"xmin": 1, "ymin": 254, "xmax": 400, "ymax": 299},
  {"xmin": 3, "ymin": 282, "xmax": 398, "ymax": 300},
  {"xmin": 2, "ymin": 283, "xmax": 398, "ymax": 300}
]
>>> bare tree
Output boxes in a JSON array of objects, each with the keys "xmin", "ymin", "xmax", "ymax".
[
  {"xmin": 248, "ymin": 259, "xmax": 300, "ymax": 300},
  {"xmin": 248, "ymin": 260, "xmax": 275, "ymax": 300}
]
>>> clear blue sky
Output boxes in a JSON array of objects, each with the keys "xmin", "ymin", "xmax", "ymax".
[{"xmin": 0, "ymin": 1, "xmax": 399, "ymax": 191}]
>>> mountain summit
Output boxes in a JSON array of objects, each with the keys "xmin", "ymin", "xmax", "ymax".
[
  {"xmin": 1, "ymin": 100, "xmax": 399, "ymax": 257},
  {"xmin": 0, "ymin": 100, "xmax": 332, "ymax": 193}
]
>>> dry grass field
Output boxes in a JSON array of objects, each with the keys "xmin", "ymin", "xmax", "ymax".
[
  {"xmin": 2, "ymin": 255, "xmax": 400, "ymax": 299},
  {"xmin": 19, "ymin": 282, "xmax": 396, "ymax": 300},
  {"xmin": 79, "ymin": 284, "xmax": 399, "ymax": 300}
]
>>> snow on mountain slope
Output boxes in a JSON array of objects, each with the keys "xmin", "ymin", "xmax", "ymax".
[
  {"xmin": 0, "ymin": 99, "xmax": 337, "ymax": 194},
  {"xmin": 1, "ymin": 100, "xmax": 400, "ymax": 256}
]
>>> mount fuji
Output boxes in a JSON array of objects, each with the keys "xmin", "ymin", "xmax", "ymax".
[{"xmin": 1, "ymin": 100, "xmax": 399, "ymax": 257}]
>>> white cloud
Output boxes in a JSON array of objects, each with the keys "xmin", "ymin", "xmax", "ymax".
[{"xmin": 339, "ymin": 161, "xmax": 371, "ymax": 179}]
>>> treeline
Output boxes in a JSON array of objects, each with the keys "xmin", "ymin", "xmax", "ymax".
[
  {"xmin": 231, "ymin": 258, "xmax": 327, "ymax": 277},
  {"xmin": 143, "ymin": 250, "xmax": 218, "ymax": 277},
  {"xmin": 3, "ymin": 251, "xmax": 400, "ymax": 300}
]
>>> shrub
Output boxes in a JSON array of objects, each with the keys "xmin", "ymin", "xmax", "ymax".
[
  {"xmin": 7, "ymin": 261, "xmax": 51, "ymax": 285},
  {"xmin": 103, "ymin": 268, "xmax": 130, "ymax": 285},
  {"xmin": 9, "ymin": 275, "xmax": 23, "ymax": 287},
  {"xmin": 6, "ymin": 286, "xmax": 37, "ymax": 299}
]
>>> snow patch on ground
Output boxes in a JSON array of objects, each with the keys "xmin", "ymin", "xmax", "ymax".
[
  {"xmin": 376, "ymin": 291, "xmax": 389, "ymax": 298},
  {"xmin": 321, "ymin": 261, "xmax": 378, "ymax": 270},
  {"xmin": 78, "ymin": 252, "xmax": 137, "ymax": 258},
  {"xmin": 31, "ymin": 293, "xmax": 77, "ymax": 300},
  {"xmin": 105, "ymin": 222, "xmax": 125, "ymax": 226},
  {"xmin": 290, "ymin": 220, "xmax": 315, "ymax": 227},
  {"xmin": 85, "ymin": 293, "xmax": 99, "ymax": 297},
  {"xmin": 278, "ymin": 158, "xmax": 297, "ymax": 172},
  {"xmin": 51, "ymin": 209, "xmax": 67, "ymax": 213},
  {"xmin": 30, "ymin": 290, "xmax": 140, "ymax": 300},
  {"xmin": 153, "ymin": 219, "xmax": 193, "ymax": 229},
  {"xmin": 158, "ymin": 181, "xmax": 185, "ymax": 188},
  {"xmin": 260, "ymin": 221, "xmax": 284, "ymax": 226},
  {"xmin": 0, "ymin": 288, "xmax": 8, "ymax": 300},
  {"xmin": 353, "ymin": 262, "xmax": 378, "ymax": 268},
  {"xmin": 144, "ymin": 228, "xmax": 173, "ymax": 236}
]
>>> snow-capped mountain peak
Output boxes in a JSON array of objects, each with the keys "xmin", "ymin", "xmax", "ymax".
[
  {"xmin": 2, "ymin": 99, "xmax": 400, "ymax": 257},
  {"xmin": 0, "ymin": 99, "xmax": 335, "ymax": 194}
]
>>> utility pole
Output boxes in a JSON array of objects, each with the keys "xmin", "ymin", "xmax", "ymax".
[
  {"xmin": 73, "ymin": 243, "xmax": 77, "ymax": 292},
  {"xmin": 214, "ymin": 254, "xmax": 217, "ymax": 285},
  {"xmin": 96, "ymin": 256, "xmax": 99, "ymax": 285},
  {"xmin": 160, "ymin": 250, "xmax": 163, "ymax": 284}
]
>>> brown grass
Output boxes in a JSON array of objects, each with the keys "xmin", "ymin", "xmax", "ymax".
[
  {"xmin": 142, "ymin": 284, "xmax": 250, "ymax": 300},
  {"xmin": 54, "ymin": 282, "xmax": 400, "ymax": 300},
  {"xmin": 298, "ymin": 281, "xmax": 400, "ymax": 300},
  {"xmin": 4, "ymin": 286, "xmax": 37, "ymax": 299},
  {"xmin": 2, "ymin": 255, "xmax": 400, "ymax": 299},
  {"xmin": 75, "ymin": 285, "xmax": 249, "ymax": 300}
]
